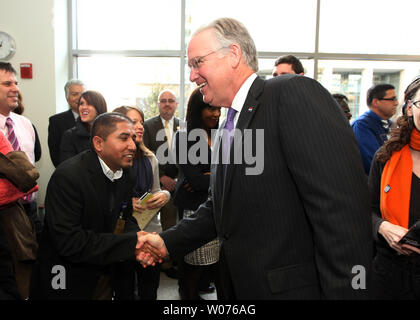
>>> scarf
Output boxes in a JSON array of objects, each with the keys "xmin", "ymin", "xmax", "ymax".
[
  {"xmin": 132, "ymin": 156, "xmax": 153, "ymax": 198},
  {"xmin": 380, "ymin": 128, "xmax": 420, "ymax": 228}
]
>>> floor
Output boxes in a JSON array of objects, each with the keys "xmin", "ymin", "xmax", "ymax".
[{"xmin": 157, "ymin": 271, "xmax": 217, "ymax": 300}]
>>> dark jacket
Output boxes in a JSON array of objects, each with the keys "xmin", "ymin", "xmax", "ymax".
[
  {"xmin": 48, "ymin": 109, "xmax": 77, "ymax": 167},
  {"xmin": 143, "ymin": 115, "xmax": 179, "ymax": 180},
  {"xmin": 59, "ymin": 117, "xmax": 91, "ymax": 164},
  {"xmin": 29, "ymin": 150, "xmax": 139, "ymax": 299},
  {"xmin": 161, "ymin": 75, "xmax": 372, "ymax": 299},
  {"xmin": 173, "ymin": 130, "xmax": 211, "ymax": 210}
]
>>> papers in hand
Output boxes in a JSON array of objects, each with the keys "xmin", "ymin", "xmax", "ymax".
[{"xmin": 132, "ymin": 193, "xmax": 160, "ymax": 230}]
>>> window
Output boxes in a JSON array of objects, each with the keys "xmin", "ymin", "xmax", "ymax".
[
  {"xmin": 70, "ymin": 0, "xmax": 420, "ymax": 120},
  {"xmin": 76, "ymin": 0, "xmax": 181, "ymax": 50},
  {"xmin": 77, "ymin": 56, "xmax": 181, "ymax": 119}
]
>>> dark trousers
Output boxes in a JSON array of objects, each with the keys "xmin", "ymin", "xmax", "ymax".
[
  {"xmin": 135, "ymin": 263, "xmax": 160, "ymax": 300},
  {"xmin": 179, "ymin": 261, "xmax": 219, "ymax": 300},
  {"xmin": 217, "ymin": 249, "xmax": 235, "ymax": 300},
  {"xmin": 372, "ymin": 251, "xmax": 420, "ymax": 300}
]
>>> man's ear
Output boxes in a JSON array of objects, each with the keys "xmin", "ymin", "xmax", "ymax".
[
  {"xmin": 371, "ymin": 98, "xmax": 380, "ymax": 108},
  {"xmin": 229, "ymin": 43, "xmax": 242, "ymax": 68},
  {"xmin": 92, "ymin": 136, "xmax": 103, "ymax": 153}
]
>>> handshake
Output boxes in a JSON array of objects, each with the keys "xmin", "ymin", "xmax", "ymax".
[{"xmin": 135, "ymin": 231, "xmax": 168, "ymax": 267}]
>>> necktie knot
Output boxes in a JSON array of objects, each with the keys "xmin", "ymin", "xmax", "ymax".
[
  {"xmin": 224, "ymin": 108, "xmax": 237, "ymax": 132},
  {"xmin": 5, "ymin": 117, "xmax": 20, "ymax": 151},
  {"xmin": 5, "ymin": 117, "xmax": 14, "ymax": 128}
]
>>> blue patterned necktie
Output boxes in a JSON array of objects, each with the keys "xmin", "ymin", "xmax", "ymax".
[
  {"xmin": 222, "ymin": 107, "xmax": 237, "ymax": 180},
  {"xmin": 5, "ymin": 117, "xmax": 21, "ymax": 151}
]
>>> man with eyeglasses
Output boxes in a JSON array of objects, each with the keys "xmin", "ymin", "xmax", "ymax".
[
  {"xmin": 136, "ymin": 18, "xmax": 372, "ymax": 300},
  {"xmin": 142, "ymin": 89, "xmax": 180, "ymax": 279},
  {"xmin": 352, "ymin": 84, "xmax": 398, "ymax": 174}
]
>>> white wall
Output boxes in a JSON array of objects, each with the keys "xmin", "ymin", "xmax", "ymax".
[{"xmin": 0, "ymin": 0, "xmax": 69, "ymax": 204}]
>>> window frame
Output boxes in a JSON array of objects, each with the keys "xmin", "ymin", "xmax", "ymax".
[{"xmin": 68, "ymin": 0, "xmax": 420, "ymax": 118}]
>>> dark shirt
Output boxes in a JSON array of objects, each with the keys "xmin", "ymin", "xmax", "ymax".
[{"xmin": 409, "ymin": 173, "xmax": 420, "ymax": 227}]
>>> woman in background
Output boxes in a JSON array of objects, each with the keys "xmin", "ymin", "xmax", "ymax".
[
  {"xmin": 369, "ymin": 77, "xmax": 420, "ymax": 299},
  {"xmin": 173, "ymin": 87, "xmax": 221, "ymax": 300},
  {"xmin": 59, "ymin": 90, "xmax": 107, "ymax": 164},
  {"xmin": 113, "ymin": 105, "xmax": 169, "ymax": 300}
]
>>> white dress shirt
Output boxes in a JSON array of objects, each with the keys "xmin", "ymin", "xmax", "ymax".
[
  {"xmin": 222, "ymin": 73, "xmax": 258, "ymax": 128},
  {"xmin": 0, "ymin": 112, "xmax": 35, "ymax": 164},
  {"xmin": 98, "ymin": 156, "xmax": 123, "ymax": 182}
]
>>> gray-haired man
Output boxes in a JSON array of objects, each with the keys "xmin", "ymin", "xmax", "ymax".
[{"xmin": 48, "ymin": 79, "xmax": 85, "ymax": 167}]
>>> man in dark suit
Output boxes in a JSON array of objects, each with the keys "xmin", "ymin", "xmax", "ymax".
[
  {"xmin": 30, "ymin": 113, "xmax": 145, "ymax": 300},
  {"xmin": 142, "ymin": 90, "xmax": 180, "ymax": 279},
  {"xmin": 48, "ymin": 79, "xmax": 85, "ymax": 167},
  {"xmin": 136, "ymin": 18, "xmax": 372, "ymax": 299}
]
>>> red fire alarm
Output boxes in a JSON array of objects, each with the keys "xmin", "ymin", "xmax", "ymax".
[{"xmin": 20, "ymin": 63, "xmax": 33, "ymax": 79}]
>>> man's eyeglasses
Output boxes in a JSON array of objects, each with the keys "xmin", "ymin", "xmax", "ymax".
[
  {"xmin": 378, "ymin": 97, "xmax": 398, "ymax": 102},
  {"xmin": 410, "ymin": 100, "xmax": 420, "ymax": 108},
  {"xmin": 159, "ymin": 99, "xmax": 176, "ymax": 104},
  {"xmin": 188, "ymin": 46, "xmax": 229, "ymax": 70}
]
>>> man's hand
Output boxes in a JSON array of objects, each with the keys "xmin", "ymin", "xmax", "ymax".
[
  {"xmin": 160, "ymin": 175, "xmax": 176, "ymax": 192},
  {"xmin": 135, "ymin": 232, "xmax": 168, "ymax": 267}
]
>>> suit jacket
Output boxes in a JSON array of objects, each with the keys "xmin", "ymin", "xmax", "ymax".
[
  {"xmin": 173, "ymin": 130, "xmax": 211, "ymax": 211},
  {"xmin": 48, "ymin": 109, "xmax": 77, "ymax": 167},
  {"xmin": 29, "ymin": 150, "xmax": 139, "ymax": 299},
  {"xmin": 161, "ymin": 75, "xmax": 372, "ymax": 299},
  {"xmin": 143, "ymin": 115, "xmax": 179, "ymax": 180}
]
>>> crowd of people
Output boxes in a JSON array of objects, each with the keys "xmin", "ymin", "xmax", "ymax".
[{"xmin": 1, "ymin": 16, "xmax": 419, "ymax": 300}]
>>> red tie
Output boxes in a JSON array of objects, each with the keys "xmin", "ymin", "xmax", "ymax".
[
  {"xmin": 5, "ymin": 117, "xmax": 21, "ymax": 151},
  {"xmin": 6, "ymin": 117, "xmax": 34, "ymax": 202}
]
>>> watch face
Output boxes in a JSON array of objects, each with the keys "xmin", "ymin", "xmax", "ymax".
[{"xmin": 0, "ymin": 32, "xmax": 16, "ymax": 60}]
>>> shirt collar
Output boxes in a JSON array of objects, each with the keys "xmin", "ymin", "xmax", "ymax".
[
  {"xmin": 0, "ymin": 113, "xmax": 8, "ymax": 131},
  {"xmin": 0, "ymin": 112, "xmax": 15, "ymax": 131},
  {"xmin": 227, "ymin": 73, "xmax": 258, "ymax": 125},
  {"xmin": 160, "ymin": 116, "xmax": 174, "ymax": 126},
  {"xmin": 71, "ymin": 110, "xmax": 79, "ymax": 120},
  {"xmin": 97, "ymin": 156, "xmax": 123, "ymax": 182}
]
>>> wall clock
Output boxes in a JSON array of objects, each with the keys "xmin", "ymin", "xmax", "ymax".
[{"xmin": 0, "ymin": 31, "xmax": 16, "ymax": 60}]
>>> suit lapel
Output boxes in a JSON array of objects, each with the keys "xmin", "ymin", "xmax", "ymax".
[
  {"xmin": 173, "ymin": 118, "xmax": 179, "ymax": 132},
  {"xmin": 65, "ymin": 109, "xmax": 76, "ymax": 126},
  {"xmin": 211, "ymin": 119, "xmax": 226, "ymax": 208},
  {"xmin": 222, "ymin": 77, "xmax": 265, "ymax": 211},
  {"xmin": 86, "ymin": 151, "xmax": 108, "ymax": 220}
]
